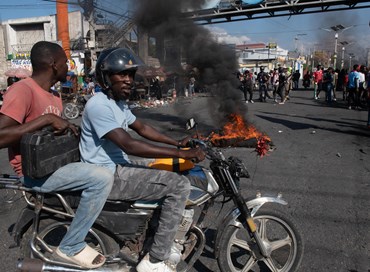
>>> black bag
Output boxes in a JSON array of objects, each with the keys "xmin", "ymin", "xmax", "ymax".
[{"xmin": 20, "ymin": 129, "xmax": 80, "ymax": 179}]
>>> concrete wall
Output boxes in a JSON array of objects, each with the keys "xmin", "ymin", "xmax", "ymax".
[
  {"xmin": 3, "ymin": 15, "xmax": 56, "ymax": 55},
  {"xmin": 0, "ymin": 26, "xmax": 8, "ymax": 89},
  {"xmin": 68, "ymin": 11, "xmax": 89, "ymax": 42}
]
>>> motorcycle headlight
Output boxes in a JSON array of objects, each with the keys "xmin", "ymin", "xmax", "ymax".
[{"xmin": 228, "ymin": 156, "xmax": 250, "ymax": 179}]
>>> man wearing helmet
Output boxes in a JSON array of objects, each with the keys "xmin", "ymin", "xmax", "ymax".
[{"xmin": 79, "ymin": 47, "xmax": 206, "ymax": 272}]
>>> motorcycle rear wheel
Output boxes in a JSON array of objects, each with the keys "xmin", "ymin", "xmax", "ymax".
[
  {"xmin": 20, "ymin": 218, "xmax": 120, "ymax": 259},
  {"xmin": 63, "ymin": 103, "xmax": 80, "ymax": 119},
  {"xmin": 217, "ymin": 206, "xmax": 303, "ymax": 272}
]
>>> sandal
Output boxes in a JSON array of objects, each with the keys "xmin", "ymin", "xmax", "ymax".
[{"xmin": 54, "ymin": 245, "xmax": 106, "ymax": 269}]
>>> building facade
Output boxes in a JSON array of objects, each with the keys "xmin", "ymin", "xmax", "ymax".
[
  {"xmin": 236, "ymin": 43, "xmax": 289, "ymax": 72},
  {"xmin": 0, "ymin": 11, "xmax": 89, "ymax": 89}
]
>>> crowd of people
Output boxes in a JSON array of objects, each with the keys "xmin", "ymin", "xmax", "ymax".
[
  {"xmin": 310, "ymin": 64, "xmax": 369, "ymax": 110},
  {"xmin": 238, "ymin": 64, "xmax": 370, "ymax": 129},
  {"xmin": 238, "ymin": 66, "xmax": 302, "ymax": 105}
]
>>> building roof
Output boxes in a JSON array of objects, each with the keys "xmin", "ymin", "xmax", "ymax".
[{"xmin": 235, "ymin": 43, "xmax": 266, "ymax": 50}]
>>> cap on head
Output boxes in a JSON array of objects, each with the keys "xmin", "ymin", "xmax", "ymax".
[{"xmin": 96, "ymin": 48, "xmax": 144, "ymax": 89}]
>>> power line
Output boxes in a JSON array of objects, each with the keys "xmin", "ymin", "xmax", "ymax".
[
  {"xmin": 41, "ymin": 0, "xmax": 80, "ymax": 6},
  {"xmin": 0, "ymin": 4, "xmax": 55, "ymax": 9}
]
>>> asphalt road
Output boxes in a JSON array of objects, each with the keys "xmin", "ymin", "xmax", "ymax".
[{"xmin": 0, "ymin": 88, "xmax": 369, "ymax": 272}]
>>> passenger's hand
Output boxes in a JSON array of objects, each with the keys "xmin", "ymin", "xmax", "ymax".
[{"xmin": 49, "ymin": 115, "xmax": 79, "ymax": 136}]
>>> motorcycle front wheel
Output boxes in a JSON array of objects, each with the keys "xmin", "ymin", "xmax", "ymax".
[
  {"xmin": 217, "ymin": 206, "xmax": 303, "ymax": 272},
  {"xmin": 20, "ymin": 218, "xmax": 120, "ymax": 259},
  {"xmin": 63, "ymin": 103, "xmax": 80, "ymax": 119}
]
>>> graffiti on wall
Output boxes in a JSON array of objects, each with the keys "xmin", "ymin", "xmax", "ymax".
[
  {"xmin": 10, "ymin": 54, "xmax": 85, "ymax": 76},
  {"xmin": 11, "ymin": 59, "xmax": 32, "ymax": 71}
]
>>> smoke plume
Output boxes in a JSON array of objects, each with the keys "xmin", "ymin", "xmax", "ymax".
[
  {"xmin": 132, "ymin": 0, "xmax": 245, "ymax": 124},
  {"xmin": 315, "ymin": 11, "xmax": 367, "ymax": 67}
]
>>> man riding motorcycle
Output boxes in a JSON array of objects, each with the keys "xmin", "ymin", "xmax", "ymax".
[{"xmin": 79, "ymin": 47, "xmax": 205, "ymax": 272}]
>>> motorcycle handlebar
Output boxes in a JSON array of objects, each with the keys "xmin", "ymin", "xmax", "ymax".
[
  {"xmin": 188, "ymin": 138, "xmax": 225, "ymax": 161},
  {"xmin": 188, "ymin": 138, "xmax": 207, "ymax": 149}
]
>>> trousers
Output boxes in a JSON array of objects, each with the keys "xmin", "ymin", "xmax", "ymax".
[
  {"xmin": 110, "ymin": 159, "xmax": 191, "ymax": 261},
  {"xmin": 23, "ymin": 162, "xmax": 114, "ymax": 256}
]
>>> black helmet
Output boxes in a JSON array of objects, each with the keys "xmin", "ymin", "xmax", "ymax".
[{"xmin": 96, "ymin": 48, "xmax": 144, "ymax": 89}]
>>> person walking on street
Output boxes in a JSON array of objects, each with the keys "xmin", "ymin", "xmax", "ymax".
[
  {"xmin": 333, "ymin": 69, "xmax": 339, "ymax": 101},
  {"xmin": 257, "ymin": 66, "xmax": 270, "ymax": 102},
  {"xmin": 358, "ymin": 65, "xmax": 366, "ymax": 108},
  {"xmin": 292, "ymin": 70, "xmax": 300, "ymax": 90},
  {"xmin": 277, "ymin": 67, "xmax": 288, "ymax": 104},
  {"xmin": 347, "ymin": 64, "xmax": 361, "ymax": 110},
  {"xmin": 271, "ymin": 68, "xmax": 280, "ymax": 102},
  {"xmin": 242, "ymin": 70, "xmax": 254, "ymax": 103},
  {"xmin": 284, "ymin": 67, "xmax": 293, "ymax": 101},
  {"xmin": 313, "ymin": 65, "xmax": 323, "ymax": 99},
  {"xmin": 323, "ymin": 67, "xmax": 334, "ymax": 104},
  {"xmin": 337, "ymin": 68, "xmax": 347, "ymax": 101},
  {"xmin": 302, "ymin": 71, "xmax": 311, "ymax": 88},
  {"xmin": 0, "ymin": 41, "xmax": 114, "ymax": 269}
]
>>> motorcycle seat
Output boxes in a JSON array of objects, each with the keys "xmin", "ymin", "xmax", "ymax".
[{"xmin": 41, "ymin": 191, "xmax": 135, "ymax": 212}]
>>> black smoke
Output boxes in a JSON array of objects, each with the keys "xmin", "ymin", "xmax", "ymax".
[{"xmin": 132, "ymin": 0, "xmax": 245, "ymax": 123}]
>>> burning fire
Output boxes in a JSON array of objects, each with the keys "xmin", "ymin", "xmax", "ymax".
[
  {"xmin": 209, "ymin": 114, "xmax": 270, "ymax": 143},
  {"xmin": 207, "ymin": 114, "xmax": 271, "ymax": 157}
]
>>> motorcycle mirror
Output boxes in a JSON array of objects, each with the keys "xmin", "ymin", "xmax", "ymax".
[{"xmin": 186, "ymin": 118, "xmax": 197, "ymax": 131}]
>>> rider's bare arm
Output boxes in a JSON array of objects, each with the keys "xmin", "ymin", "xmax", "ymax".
[
  {"xmin": 104, "ymin": 127, "xmax": 205, "ymax": 162},
  {"xmin": 129, "ymin": 119, "xmax": 179, "ymax": 146}
]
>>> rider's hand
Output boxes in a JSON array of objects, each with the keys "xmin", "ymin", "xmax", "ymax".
[
  {"xmin": 193, "ymin": 147, "xmax": 206, "ymax": 163},
  {"xmin": 180, "ymin": 147, "xmax": 205, "ymax": 163},
  {"xmin": 177, "ymin": 136, "xmax": 192, "ymax": 148}
]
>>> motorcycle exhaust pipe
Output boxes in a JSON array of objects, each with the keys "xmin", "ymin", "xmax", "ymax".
[{"xmin": 17, "ymin": 258, "xmax": 131, "ymax": 272}]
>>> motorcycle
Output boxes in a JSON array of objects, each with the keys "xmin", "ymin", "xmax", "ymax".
[
  {"xmin": 0, "ymin": 118, "xmax": 303, "ymax": 272},
  {"xmin": 63, "ymin": 93, "xmax": 89, "ymax": 120}
]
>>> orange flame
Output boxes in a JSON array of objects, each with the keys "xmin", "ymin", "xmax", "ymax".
[{"xmin": 209, "ymin": 114, "xmax": 271, "ymax": 143}]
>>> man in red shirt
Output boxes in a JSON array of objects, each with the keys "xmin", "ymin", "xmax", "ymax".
[
  {"xmin": 313, "ymin": 64, "xmax": 323, "ymax": 100},
  {"xmin": 0, "ymin": 41, "xmax": 113, "ymax": 269}
]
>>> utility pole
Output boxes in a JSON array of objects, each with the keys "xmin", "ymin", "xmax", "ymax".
[
  {"xmin": 349, "ymin": 53, "xmax": 354, "ymax": 69},
  {"xmin": 321, "ymin": 24, "xmax": 354, "ymax": 69},
  {"xmin": 78, "ymin": 0, "xmax": 97, "ymax": 71},
  {"xmin": 333, "ymin": 33, "xmax": 338, "ymax": 69},
  {"xmin": 56, "ymin": 0, "xmax": 71, "ymax": 59}
]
